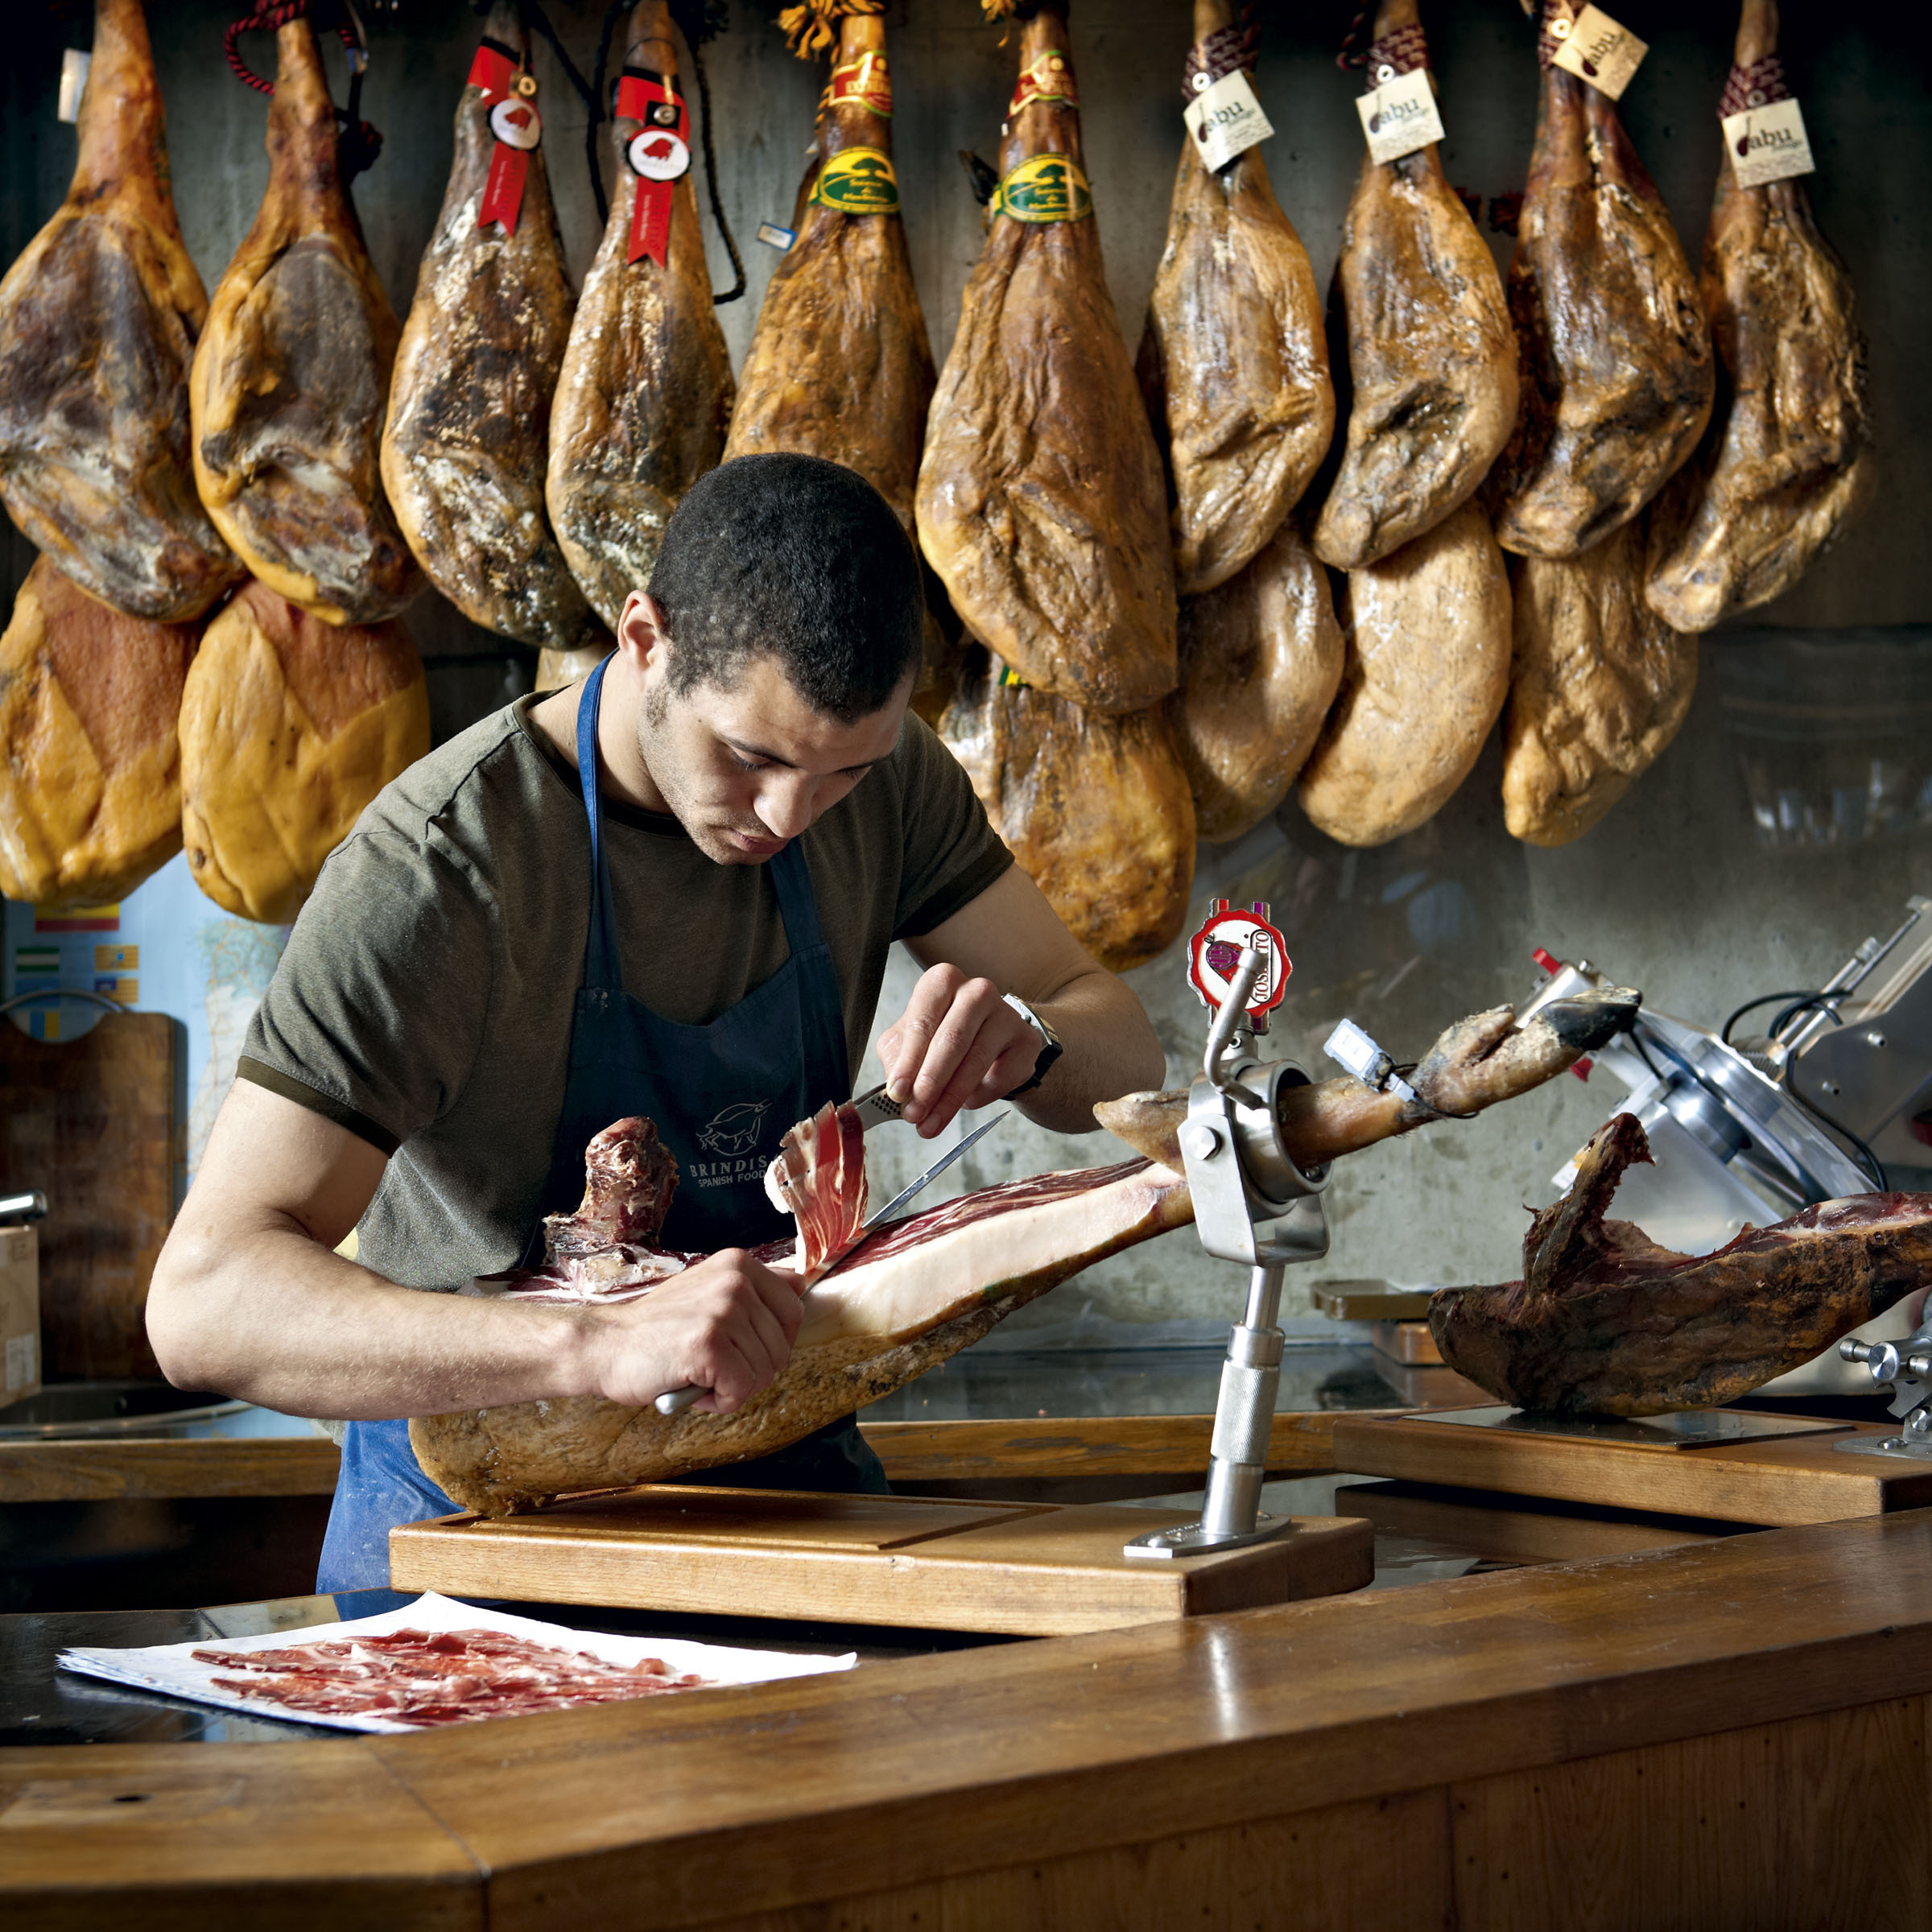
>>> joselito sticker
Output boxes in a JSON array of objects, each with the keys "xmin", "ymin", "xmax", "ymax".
[
  {"xmin": 489, "ymin": 97, "xmax": 542, "ymax": 151},
  {"xmin": 1185, "ymin": 69, "xmax": 1273, "ymax": 172},
  {"xmin": 628, "ymin": 127, "xmax": 690, "ymax": 181},
  {"xmin": 1722, "ymin": 96, "xmax": 1815, "ymax": 188},
  {"xmin": 1355, "ymin": 67, "xmax": 1444, "ymax": 164},
  {"xmin": 811, "ymin": 147, "xmax": 901, "ymax": 213},
  {"xmin": 1550, "ymin": 4, "xmax": 1648, "ymax": 101}
]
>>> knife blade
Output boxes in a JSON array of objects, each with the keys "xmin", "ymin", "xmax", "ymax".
[{"xmin": 654, "ymin": 1108, "xmax": 1011, "ymax": 1417}]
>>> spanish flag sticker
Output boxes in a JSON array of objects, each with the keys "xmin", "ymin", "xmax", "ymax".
[
  {"xmin": 811, "ymin": 147, "xmax": 901, "ymax": 214},
  {"xmin": 992, "ymin": 153, "xmax": 1093, "ymax": 223}
]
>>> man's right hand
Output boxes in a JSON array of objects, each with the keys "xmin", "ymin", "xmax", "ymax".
[{"xmin": 587, "ymin": 1248, "xmax": 805, "ymax": 1414}]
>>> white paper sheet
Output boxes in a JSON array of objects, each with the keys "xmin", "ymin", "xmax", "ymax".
[{"xmin": 58, "ymin": 1591, "xmax": 856, "ymax": 1736}]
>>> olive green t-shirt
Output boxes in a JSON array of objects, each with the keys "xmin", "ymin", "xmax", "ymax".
[{"xmin": 237, "ymin": 696, "xmax": 1010, "ymax": 1293}]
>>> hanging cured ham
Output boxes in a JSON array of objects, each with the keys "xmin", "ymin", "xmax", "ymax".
[
  {"xmin": 190, "ymin": 16, "xmax": 421, "ymax": 625},
  {"xmin": 0, "ymin": 0, "xmax": 238, "ymax": 622},
  {"xmin": 1137, "ymin": 1, "xmax": 1331, "ymax": 597},
  {"xmin": 1645, "ymin": 0, "xmax": 1873, "ymax": 630},
  {"xmin": 1298, "ymin": 500, "xmax": 1512, "ymax": 848},
  {"xmin": 724, "ymin": 4, "xmax": 933, "ymax": 530},
  {"xmin": 179, "ymin": 581, "xmax": 429, "ymax": 924},
  {"xmin": 547, "ymin": 0, "xmax": 734, "ymax": 629},
  {"xmin": 1311, "ymin": 0, "xmax": 1517, "ymax": 573},
  {"xmin": 942, "ymin": 651, "xmax": 1195, "ymax": 973},
  {"xmin": 0, "ymin": 556, "xmax": 203, "ymax": 909},
  {"xmin": 1488, "ymin": 2, "xmax": 1714, "ymax": 559},
  {"xmin": 1170, "ymin": 522, "xmax": 1343, "ymax": 843},
  {"xmin": 1503, "ymin": 516, "xmax": 1696, "ymax": 847},
  {"xmin": 381, "ymin": 2, "xmax": 600, "ymax": 652},
  {"xmin": 915, "ymin": 0, "xmax": 1177, "ymax": 716}
]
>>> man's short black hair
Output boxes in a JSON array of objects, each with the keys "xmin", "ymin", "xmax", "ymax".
[{"xmin": 648, "ymin": 454, "xmax": 925, "ymax": 722}]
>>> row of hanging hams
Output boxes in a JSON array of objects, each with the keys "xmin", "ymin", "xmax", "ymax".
[{"xmin": 0, "ymin": 0, "xmax": 1876, "ymax": 957}]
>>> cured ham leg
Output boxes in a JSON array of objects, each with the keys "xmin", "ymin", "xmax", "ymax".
[
  {"xmin": 381, "ymin": 1, "xmax": 600, "ymax": 651},
  {"xmin": 914, "ymin": 0, "xmax": 1177, "ymax": 715},
  {"xmin": 1430, "ymin": 1113, "xmax": 1931, "ymax": 1417},
  {"xmin": 1095, "ymin": 983, "xmax": 1638, "ymax": 1174},
  {"xmin": 1489, "ymin": 5, "xmax": 1715, "ymax": 559},
  {"xmin": 1645, "ymin": 0, "xmax": 1874, "ymax": 630},
  {"xmin": 414, "ymin": 1143, "xmax": 1191, "ymax": 1514},
  {"xmin": 179, "ymin": 582, "xmax": 430, "ymax": 923},
  {"xmin": 1502, "ymin": 515, "xmax": 1696, "ymax": 847},
  {"xmin": 724, "ymin": 8, "xmax": 934, "ymax": 530},
  {"xmin": 0, "ymin": 0, "xmax": 239, "ymax": 621},
  {"xmin": 941, "ymin": 651, "xmax": 1195, "ymax": 972},
  {"xmin": 1170, "ymin": 520, "xmax": 1343, "ymax": 843},
  {"xmin": 1137, "ymin": 0, "xmax": 1332, "ymax": 596},
  {"xmin": 1311, "ymin": 0, "xmax": 1517, "ymax": 573},
  {"xmin": 0, "ymin": 555, "xmax": 204, "ymax": 909},
  {"xmin": 190, "ymin": 16, "xmax": 421, "ymax": 625},
  {"xmin": 1297, "ymin": 499, "xmax": 1513, "ymax": 848},
  {"xmin": 547, "ymin": 0, "xmax": 734, "ymax": 628}
]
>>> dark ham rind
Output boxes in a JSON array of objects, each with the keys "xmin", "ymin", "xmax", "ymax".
[{"xmin": 1430, "ymin": 1113, "xmax": 1932, "ymax": 1417}]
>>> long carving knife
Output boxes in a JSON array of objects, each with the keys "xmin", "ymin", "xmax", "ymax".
[{"xmin": 654, "ymin": 1109, "xmax": 1010, "ymax": 1417}]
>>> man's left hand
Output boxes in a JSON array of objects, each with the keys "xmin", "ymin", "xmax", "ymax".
[{"xmin": 877, "ymin": 965, "xmax": 1043, "ymax": 1138}]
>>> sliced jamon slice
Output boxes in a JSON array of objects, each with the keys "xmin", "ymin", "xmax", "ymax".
[
  {"xmin": 763, "ymin": 1098, "xmax": 869, "ymax": 1282},
  {"xmin": 1430, "ymin": 1113, "xmax": 1932, "ymax": 1416},
  {"xmin": 413, "ymin": 1155, "xmax": 1191, "ymax": 1515}
]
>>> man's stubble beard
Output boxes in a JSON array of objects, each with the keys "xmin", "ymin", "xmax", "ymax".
[{"xmin": 637, "ymin": 679, "xmax": 756, "ymax": 865}]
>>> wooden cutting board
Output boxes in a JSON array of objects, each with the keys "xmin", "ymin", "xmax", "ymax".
[
  {"xmin": 390, "ymin": 1484, "xmax": 1376, "ymax": 1635},
  {"xmin": 0, "ymin": 1011, "xmax": 181, "ymax": 1379}
]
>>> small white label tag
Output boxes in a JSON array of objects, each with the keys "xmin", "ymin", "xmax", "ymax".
[
  {"xmin": 756, "ymin": 221, "xmax": 796, "ymax": 250},
  {"xmin": 57, "ymin": 48, "xmax": 90, "ymax": 123},
  {"xmin": 1184, "ymin": 69, "xmax": 1274, "ymax": 172},
  {"xmin": 1722, "ymin": 97, "xmax": 1815, "ymax": 188},
  {"xmin": 1355, "ymin": 68, "xmax": 1445, "ymax": 164},
  {"xmin": 1550, "ymin": 5, "xmax": 1648, "ymax": 101}
]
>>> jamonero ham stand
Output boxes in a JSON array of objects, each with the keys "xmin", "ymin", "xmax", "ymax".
[{"xmin": 387, "ymin": 904, "xmax": 1374, "ymax": 1637}]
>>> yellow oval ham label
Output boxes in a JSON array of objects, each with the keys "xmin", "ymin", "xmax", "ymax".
[
  {"xmin": 993, "ymin": 154, "xmax": 1093, "ymax": 223},
  {"xmin": 811, "ymin": 147, "xmax": 901, "ymax": 214}
]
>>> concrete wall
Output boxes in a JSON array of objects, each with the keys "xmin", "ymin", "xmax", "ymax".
[{"xmin": 5, "ymin": 0, "xmax": 1930, "ymax": 1327}]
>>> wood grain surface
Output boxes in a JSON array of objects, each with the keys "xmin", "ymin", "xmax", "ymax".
[
  {"xmin": 10, "ymin": 1513, "xmax": 1932, "ymax": 1926},
  {"xmin": 0, "ymin": 1435, "xmax": 340, "ymax": 1502},
  {"xmin": 1337, "ymin": 1477, "xmax": 1742, "ymax": 1563},
  {"xmin": 0, "ymin": 1012, "xmax": 180, "ymax": 1380},
  {"xmin": 389, "ymin": 1488, "xmax": 1377, "ymax": 1634},
  {"xmin": 1332, "ymin": 1411, "xmax": 1932, "ymax": 1525}
]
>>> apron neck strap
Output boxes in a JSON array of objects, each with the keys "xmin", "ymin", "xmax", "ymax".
[{"xmin": 576, "ymin": 655, "xmax": 623, "ymax": 992}]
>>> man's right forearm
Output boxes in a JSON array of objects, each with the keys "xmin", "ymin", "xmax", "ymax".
[{"xmin": 147, "ymin": 1216, "xmax": 609, "ymax": 1420}]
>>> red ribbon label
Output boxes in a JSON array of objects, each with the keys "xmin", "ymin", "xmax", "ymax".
[
  {"xmin": 617, "ymin": 68, "xmax": 690, "ymax": 266},
  {"xmin": 469, "ymin": 40, "xmax": 539, "ymax": 235},
  {"xmin": 828, "ymin": 49, "xmax": 893, "ymax": 117},
  {"xmin": 1008, "ymin": 48, "xmax": 1077, "ymax": 121}
]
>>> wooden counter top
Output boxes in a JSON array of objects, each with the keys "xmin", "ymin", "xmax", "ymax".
[
  {"xmin": 0, "ymin": 1411, "xmax": 1371, "ymax": 1504},
  {"xmin": 8, "ymin": 1510, "xmax": 1932, "ymax": 1928}
]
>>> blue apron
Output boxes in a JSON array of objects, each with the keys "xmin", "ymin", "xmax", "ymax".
[{"xmin": 316, "ymin": 658, "xmax": 887, "ymax": 1591}]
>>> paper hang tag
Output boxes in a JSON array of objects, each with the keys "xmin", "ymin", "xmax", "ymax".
[
  {"xmin": 1184, "ymin": 70, "xmax": 1273, "ymax": 173},
  {"xmin": 1723, "ymin": 96, "xmax": 1815, "ymax": 187},
  {"xmin": 1356, "ymin": 68, "xmax": 1444, "ymax": 164},
  {"xmin": 58, "ymin": 48, "xmax": 91, "ymax": 123},
  {"xmin": 1550, "ymin": 4, "xmax": 1648, "ymax": 101}
]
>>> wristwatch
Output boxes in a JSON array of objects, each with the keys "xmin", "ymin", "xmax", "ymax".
[{"xmin": 1002, "ymin": 993, "xmax": 1065, "ymax": 1096}]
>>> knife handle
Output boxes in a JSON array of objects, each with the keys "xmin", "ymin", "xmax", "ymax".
[{"xmin": 654, "ymin": 1384, "xmax": 704, "ymax": 1416}]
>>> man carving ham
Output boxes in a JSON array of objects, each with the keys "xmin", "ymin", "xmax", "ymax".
[{"xmin": 147, "ymin": 456, "xmax": 1163, "ymax": 1590}]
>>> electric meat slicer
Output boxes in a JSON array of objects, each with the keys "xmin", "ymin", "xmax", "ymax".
[{"xmin": 1522, "ymin": 894, "xmax": 1932, "ymax": 1397}]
